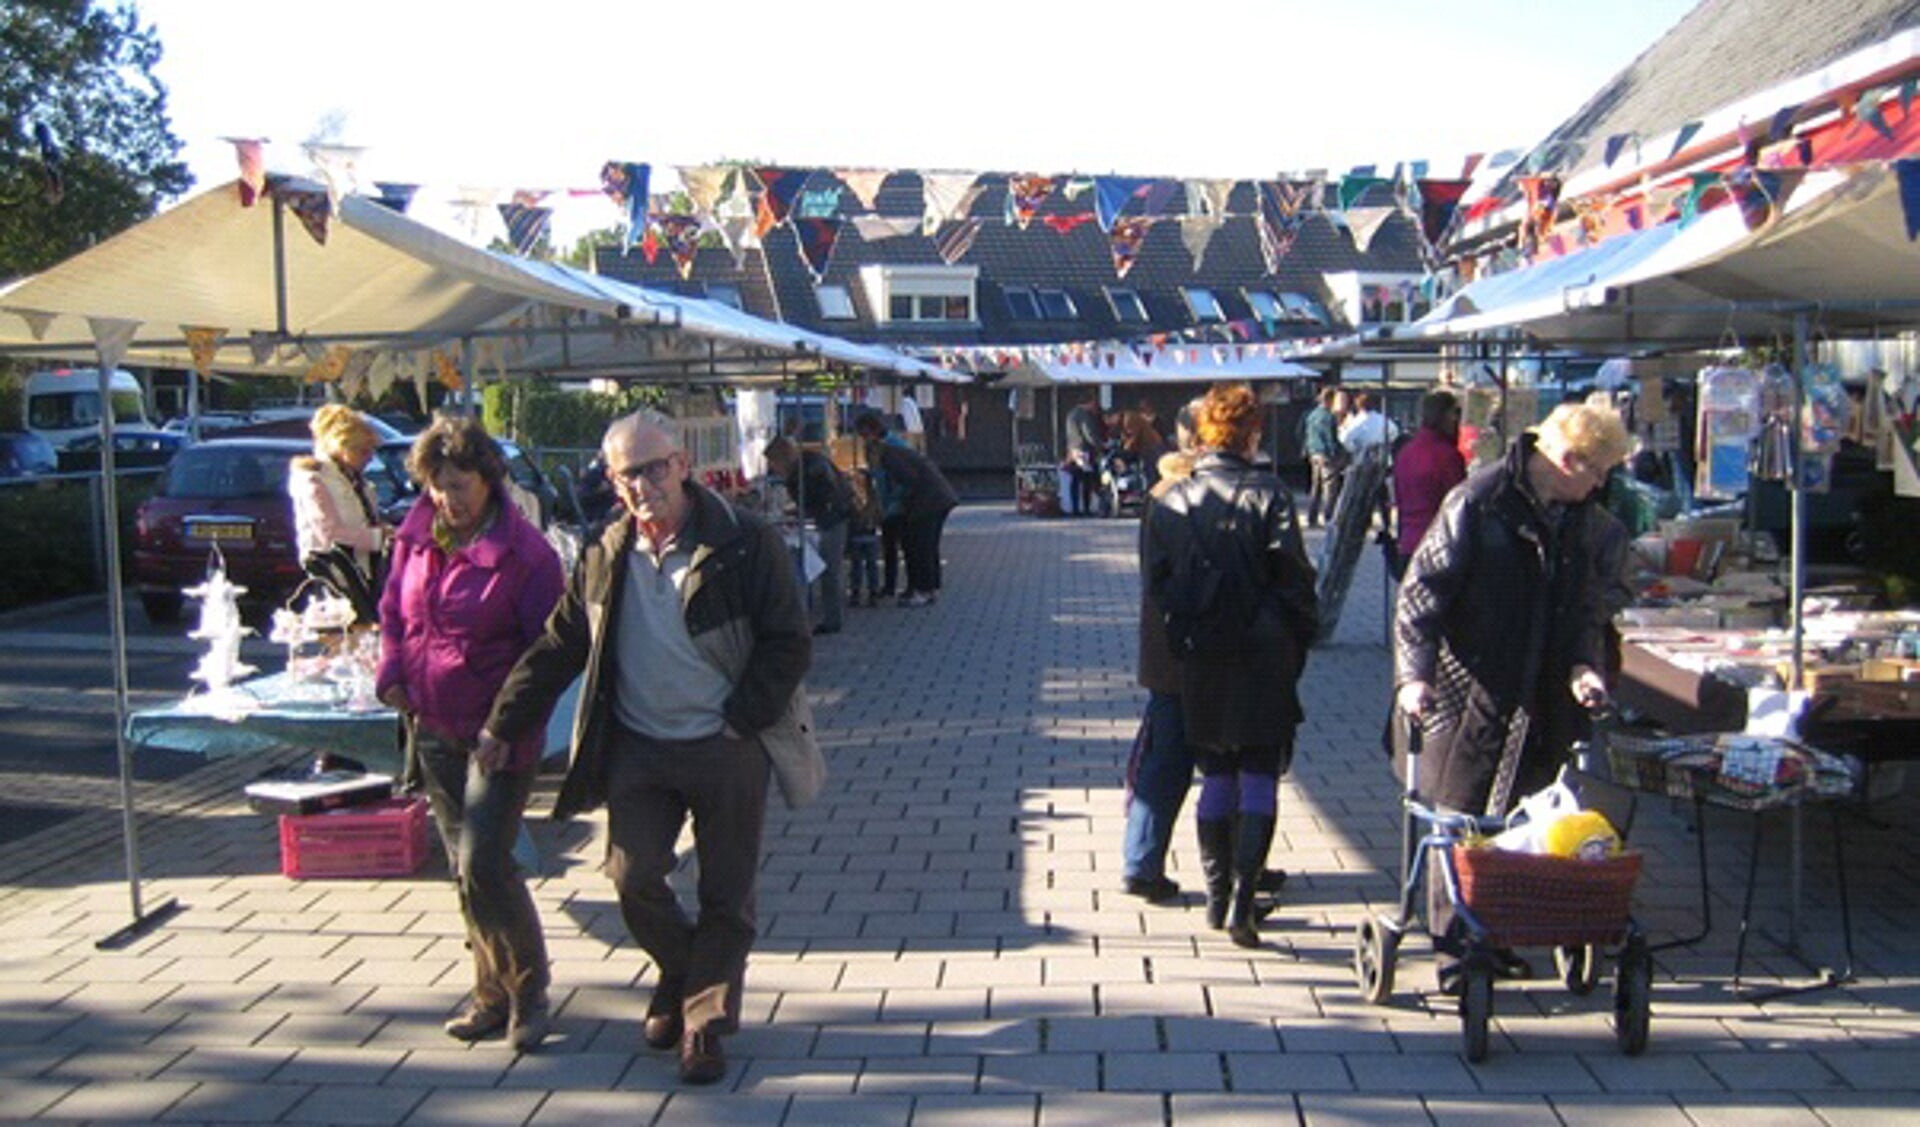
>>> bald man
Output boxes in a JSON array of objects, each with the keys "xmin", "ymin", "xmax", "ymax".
[{"xmin": 481, "ymin": 410, "xmax": 820, "ymax": 1085}]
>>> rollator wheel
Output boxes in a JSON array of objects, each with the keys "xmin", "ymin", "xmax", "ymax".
[
  {"xmin": 1614, "ymin": 937, "xmax": 1652, "ymax": 1056},
  {"xmin": 1460, "ymin": 956, "xmax": 1494, "ymax": 1062},
  {"xmin": 1354, "ymin": 915, "xmax": 1399, "ymax": 1005},
  {"xmin": 1556, "ymin": 944, "xmax": 1600, "ymax": 996}
]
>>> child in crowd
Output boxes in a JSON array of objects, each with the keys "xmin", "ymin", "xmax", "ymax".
[{"xmin": 846, "ymin": 467, "xmax": 884, "ymax": 607}]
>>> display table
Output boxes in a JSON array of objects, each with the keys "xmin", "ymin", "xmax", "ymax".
[{"xmin": 127, "ymin": 672, "xmax": 400, "ymax": 773}]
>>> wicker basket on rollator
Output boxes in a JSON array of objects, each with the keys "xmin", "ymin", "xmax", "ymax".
[{"xmin": 1450, "ymin": 845, "xmax": 1643, "ymax": 949}]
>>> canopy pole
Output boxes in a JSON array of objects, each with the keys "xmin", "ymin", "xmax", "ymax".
[
  {"xmin": 1789, "ymin": 313, "xmax": 1809, "ymax": 692},
  {"xmin": 98, "ymin": 363, "xmax": 181, "ymax": 948},
  {"xmin": 271, "ymin": 195, "xmax": 290, "ymax": 336}
]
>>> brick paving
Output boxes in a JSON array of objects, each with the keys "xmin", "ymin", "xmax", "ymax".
[{"xmin": 1, "ymin": 504, "xmax": 1917, "ymax": 1123}]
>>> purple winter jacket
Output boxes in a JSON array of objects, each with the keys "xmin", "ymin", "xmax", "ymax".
[{"xmin": 376, "ymin": 492, "xmax": 563, "ymax": 771}]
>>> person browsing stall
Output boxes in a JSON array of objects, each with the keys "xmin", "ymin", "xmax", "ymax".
[
  {"xmin": 762, "ymin": 435, "xmax": 854, "ymax": 636},
  {"xmin": 478, "ymin": 410, "xmax": 820, "ymax": 1086},
  {"xmin": 289, "ymin": 404, "xmax": 391, "ymax": 622},
  {"xmin": 375, "ymin": 414, "xmax": 564, "ymax": 1053}
]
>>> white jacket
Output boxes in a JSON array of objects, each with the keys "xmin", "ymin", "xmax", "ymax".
[{"xmin": 289, "ymin": 455, "xmax": 385, "ymax": 573}]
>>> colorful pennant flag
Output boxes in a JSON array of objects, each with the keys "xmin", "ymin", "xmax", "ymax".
[
  {"xmin": 836, "ymin": 168, "xmax": 889, "ymax": 211},
  {"xmin": 1005, "ymin": 175, "xmax": 1056, "ymax": 230},
  {"xmin": 919, "ymin": 172, "xmax": 983, "ymax": 236},
  {"xmin": 601, "ymin": 161, "xmax": 650, "ymax": 251},
  {"xmin": 1093, "ymin": 176, "xmax": 1152, "ymax": 232},
  {"xmin": 850, "ymin": 215, "xmax": 920, "ymax": 241},
  {"xmin": 933, "ymin": 218, "xmax": 983, "ymax": 265},
  {"xmin": 1669, "ymin": 121, "xmax": 1703, "ymax": 158},
  {"xmin": 226, "ymin": 138, "xmax": 267, "ymax": 207},
  {"xmin": 753, "ymin": 167, "xmax": 810, "ymax": 237},
  {"xmin": 181, "ymin": 326, "xmax": 224, "ymax": 377},
  {"xmin": 796, "ymin": 187, "xmax": 842, "ymax": 219},
  {"xmin": 1041, "ymin": 213, "xmax": 1096, "ymax": 235},
  {"xmin": 371, "ymin": 182, "xmax": 417, "ymax": 212},
  {"xmin": 497, "ymin": 202, "xmax": 552, "ymax": 255},
  {"xmin": 793, "ymin": 217, "xmax": 841, "ymax": 280},
  {"xmin": 653, "ymin": 214, "xmax": 705, "ymax": 279},
  {"xmin": 268, "ymin": 179, "xmax": 332, "ymax": 245},
  {"xmin": 1109, "ymin": 216, "xmax": 1153, "ymax": 278}
]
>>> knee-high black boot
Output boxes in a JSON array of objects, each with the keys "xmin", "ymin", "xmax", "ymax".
[
  {"xmin": 1227, "ymin": 813, "xmax": 1276, "ymax": 948},
  {"xmin": 1195, "ymin": 818, "xmax": 1235, "ymax": 930}
]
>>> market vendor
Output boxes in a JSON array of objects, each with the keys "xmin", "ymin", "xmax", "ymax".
[{"xmin": 1391, "ymin": 396, "xmax": 1631, "ymax": 996}]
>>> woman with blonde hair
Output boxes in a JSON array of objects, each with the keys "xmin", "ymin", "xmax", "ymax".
[
  {"xmin": 1143, "ymin": 383, "xmax": 1318, "ymax": 946},
  {"xmin": 289, "ymin": 404, "xmax": 390, "ymax": 621},
  {"xmin": 1392, "ymin": 396, "xmax": 1630, "ymax": 995}
]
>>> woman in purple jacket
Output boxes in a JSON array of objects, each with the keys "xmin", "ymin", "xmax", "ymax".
[{"xmin": 376, "ymin": 415, "xmax": 563, "ymax": 1053}]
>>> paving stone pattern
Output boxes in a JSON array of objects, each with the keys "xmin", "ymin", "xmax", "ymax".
[{"xmin": 1, "ymin": 506, "xmax": 1917, "ymax": 1124}]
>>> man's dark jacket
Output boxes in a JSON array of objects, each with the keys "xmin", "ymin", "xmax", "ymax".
[{"xmin": 486, "ymin": 482, "xmax": 820, "ymax": 819}]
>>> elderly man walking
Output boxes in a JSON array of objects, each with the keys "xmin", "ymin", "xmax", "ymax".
[{"xmin": 480, "ymin": 410, "xmax": 823, "ymax": 1085}]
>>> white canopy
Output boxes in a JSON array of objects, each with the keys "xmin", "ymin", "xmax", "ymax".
[
  {"xmin": 1000, "ymin": 346, "xmax": 1317, "ymax": 387},
  {"xmin": 0, "ymin": 178, "xmax": 953, "ymax": 384},
  {"xmin": 1404, "ymin": 164, "xmax": 1920, "ymax": 347}
]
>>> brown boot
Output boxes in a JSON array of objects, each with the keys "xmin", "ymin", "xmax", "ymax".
[{"xmin": 679, "ymin": 1028, "xmax": 727, "ymax": 1084}]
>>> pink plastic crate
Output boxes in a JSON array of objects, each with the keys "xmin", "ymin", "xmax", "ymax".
[{"xmin": 278, "ymin": 797, "xmax": 430, "ymax": 879}]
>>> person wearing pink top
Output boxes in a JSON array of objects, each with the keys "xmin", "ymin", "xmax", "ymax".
[
  {"xmin": 288, "ymin": 404, "xmax": 390, "ymax": 621},
  {"xmin": 376, "ymin": 415, "xmax": 564, "ymax": 1054},
  {"xmin": 1391, "ymin": 390, "xmax": 1468, "ymax": 578}
]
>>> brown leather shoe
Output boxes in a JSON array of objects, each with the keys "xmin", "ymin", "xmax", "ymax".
[
  {"xmin": 643, "ymin": 1011, "xmax": 683, "ymax": 1051},
  {"xmin": 678, "ymin": 1028, "xmax": 726, "ymax": 1085},
  {"xmin": 443, "ymin": 1001, "xmax": 509, "ymax": 1041}
]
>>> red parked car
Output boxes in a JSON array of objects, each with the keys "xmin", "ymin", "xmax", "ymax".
[{"xmin": 131, "ymin": 438, "xmax": 309, "ymax": 623}]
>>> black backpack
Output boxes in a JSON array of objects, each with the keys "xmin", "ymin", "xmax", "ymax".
[{"xmin": 1159, "ymin": 492, "xmax": 1262, "ymax": 659}]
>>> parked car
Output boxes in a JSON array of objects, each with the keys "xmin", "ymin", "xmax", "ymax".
[
  {"xmin": 370, "ymin": 437, "xmax": 560, "ymax": 528},
  {"xmin": 161, "ymin": 411, "xmax": 255, "ymax": 436},
  {"xmin": 0, "ymin": 431, "xmax": 58, "ymax": 478},
  {"xmin": 60, "ymin": 430, "xmax": 190, "ymax": 472},
  {"xmin": 130, "ymin": 438, "xmax": 412, "ymax": 623},
  {"xmin": 214, "ymin": 411, "xmax": 407, "ymax": 443}
]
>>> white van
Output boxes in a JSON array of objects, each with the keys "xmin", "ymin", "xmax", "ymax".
[{"xmin": 23, "ymin": 367, "xmax": 160, "ymax": 450}]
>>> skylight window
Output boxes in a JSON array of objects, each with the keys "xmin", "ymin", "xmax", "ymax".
[
  {"xmin": 1183, "ymin": 287, "xmax": 1225, "ymax": 323},
  {"xmin": 816, "ymin": 285, "xmax": 856, "ymax": 319},
  {"xmin": 1106, "ymin": 288, "xmax": 1149, "ymax": 323}
]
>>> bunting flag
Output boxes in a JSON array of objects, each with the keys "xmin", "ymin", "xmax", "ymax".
[
  {"xmin": 715, "ymin": 192, "xmax": 760, "ymax": 267},
  {"xmin": 1459, "ymin": 152, "xmax": 1485, "ymax": 180},
  {"xmin": 1060, "ymin": 176, "xmax": 1095, "ymax": 201},
  {"xmin": 1187, "ymin": 179, "xmax": 1233, "ymax": 220},
  {"xmin": 796, "ymin": 187, "xmax": 842, "ymax": 219},
  {"xmin": 792, "ymin": 217, "xmax": 841, "ymax": 280},
  {"xmin": 1897, "ymin": 159, "xmax": 1920, "ymax": 240},
  {"xmin": 181, "ymin": 326, "xmax": 224, "ymax": 377},
  {"xmin": 1005, "ymin": 174, "xmax": 1056, "ymax": 229},
  {"xmin": 1603, "ymin": 133, "xmax": 1636, "ymax": 167},
  {"xmin": 1109, "ymin": 216, "xmax": 1153, "ymax": 278},
  {"xmin": 1416, "ymin": 179, "xmax": 1470, "ymax": 249},
  {"xmin": 226, "ymin": 138, "xmax": 267, "ymax": 206},
  {"xmin": 366, "ymin": 352, "xmax": 397, "ymax": 401},
  {"xmin": 836, "ymin": 168, "xmax": 889, "ymax": 210},
  {"xmin": 269, "ymin": 180, "xmax": 332, "ymax": 246},
  {"xmin": 1678, "ymin": 171, "xmax": 1724, "ymax": 227},
  {"xmin": 653, "ymin": 214, "xmax": 705, "ymax": 280},
  {"xmin": 679, "ymin": 165, "xmax": 736, "ymax": 214},
  {"xmin": 1337, "ymin": 175, "xmax": 1386, "ymax": 212},
  {"xmin": 432, "ymin": 348, "xmax": 463, "ymax": 393},
  {"xmin": 919, "ymin": 172, "xmax": 983, "ymax": 235},
  {"xmin": 1516, "ymin": 175, "xmax": 1560, "ymax": 254},
  {"xmin": 933, "ymin": 218, "xmax": 983, "ymax": 265},
  {"xmin": 1856, "ymin": 88, "xmax": 1896, "ymax": 141},
  {"xmin": 1093, "ymin": 176, "xmax": 1151, "ymax": 231},
  {"xmin": 1669, "ymin": 121, "xmax": 1703, "ymax": 158},
  {"xmin": 248, "ymin": 331, "xmax": 277, "ymax": 367},
  {"xmin": 601, "ymin": 161, "xmax": 650, "ymax": 250},
  {"xmin": 371, "ymin": 181, "xmax": 417, "ymax": 212},
  {"xmin": 339, "ymin": 350, "xmax": 374, "ymax": 402},
  {"xmin": 1178, "ymin": 215, "xmax": 1220, "ymax": 270},
  {"xmin": 1255, "ymin": 209, "xmax": 1295, "ymax": 275},
  {"xmin": 1137, "ymin": 179, "xmax": 1180, "ymax": 217},
  {"xmin": 1345, "ymin": 206, "xmax": 1396, "ymax": 252},
  {"xmin": 497, "ymin": 202, "xmax": 552, "ymax": 255},
  {"xmin": 1726, "ymin": 167, "xmax": 1806, "ymax": 231},
  {"xmin": 303, "ymin": 143, "xmax": 365, "ymax": 214},
  {"xmin": 1768, "ymin": 103, "xmax": 1802, "ymax": 142},
  {"xmin": 850, "ymin": 214, "xmax": 921, "ymax": 241},
  {"xmin": 1040, "ymin": 212, "xmax": 1096, "ymax": 235},
  {"xmin": 639, "ymin": 223, "xmax": 661, "ymax": 265},
  {"xmin": 8, "ymin": 308, "xmax": 56, "ymax": 341},
  {"xmin": 753, "ymin": 167, "xmax": 810, "ymax": 237},
  {"xmin": 1758, "ymin": 136, "xmax": 1814, "ymax": 168},
  {"xmin": 304, "ymin": 345, "xmax": 351, "ymax": 385},
  {"xmin": 88, "ymin": 317, "xmax": 140, "ymax": 375}
]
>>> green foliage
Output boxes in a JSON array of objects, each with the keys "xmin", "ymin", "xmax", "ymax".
[
  {"xmin": 0, "ymin": 472, "xmax": 158, "ymax": 610},
  {"xmin": 560, "ymin": 226, "xmax": 623, "ymax": 270},
  {"xmin": 0, "ymin": 1, "xmax": 192, "ymax": 277},
  {"xmin": 0, "ymin": 367, "xmax": 23, "ymax": 430},
  {"xmin": 506, "ymin": 383, "xmax": 671, "ymax": 451}
]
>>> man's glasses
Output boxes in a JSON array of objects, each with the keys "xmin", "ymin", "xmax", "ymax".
[{"xmin": 613, "ymin": 454, "xmax": 680, "ymax": 485}]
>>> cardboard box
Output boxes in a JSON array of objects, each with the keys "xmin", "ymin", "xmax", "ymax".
[{"xmin": 1862, "ymin": 658, "xmax": 1920, "ymax": 684}]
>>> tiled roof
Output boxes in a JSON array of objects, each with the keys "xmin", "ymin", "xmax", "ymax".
[{"xmin": 594, "ymin": 172, "xmax": 1423, "ymax": 348}]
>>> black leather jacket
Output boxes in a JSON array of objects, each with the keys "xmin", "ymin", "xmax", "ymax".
[{"xmin": 1144, "ymin": 451, "xmax": 1318, "ymax": 747}]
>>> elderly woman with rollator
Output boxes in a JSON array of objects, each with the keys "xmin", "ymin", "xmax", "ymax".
[
  {"xmin": 377, "ymin": 415, "xmax": 565, "ymax": 1052},
  {"xmin": 1143, "ymin": 383, "xmax": 1318, "ymax": 947},
  {"xmin": 1392, "ymin": 397, "xmax": 1630, "ymax": 995}
]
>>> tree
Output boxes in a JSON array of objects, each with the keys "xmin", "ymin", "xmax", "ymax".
[{"xmin": 0, "ymin": 1, "xmax": 192, "ymax": 278}]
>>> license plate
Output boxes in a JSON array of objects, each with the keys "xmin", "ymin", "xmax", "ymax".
[{"xmin": 185, "ymin": 518, "xmax": 254, "ymax": 544}]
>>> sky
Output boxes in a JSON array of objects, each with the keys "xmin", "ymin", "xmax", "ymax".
[{"xmin": 132, "ymin": 0, "xmax": 1701, "ymax": 247}]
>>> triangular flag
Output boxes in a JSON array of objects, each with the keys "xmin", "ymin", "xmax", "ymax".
[
  {"xmin": 850, "ymin": 215, "xmax": 920, "ymax": 241},
  {"xmin": 1856, "ymin": 88, "xmax": 1896, "ymax": 141},
  {"xmin": 752, "ymin": 167, "xmax": 810, "ymax": 237},
  {"xmin": 797, "ymin": 187, "xmax": 842, "ymax": 219},
  {"xmin": 181, "ymin": 326, "xmax": 224, "ymax": 377},
  {"xmin": 1603, "ymin": 133, "xmax": 1633, "ymax": 167},
  {"xmin": 1679, "ymin": 171, "xmax": 1723, "ymax": 227},
  {"xmin": 302, "ymin": 142, "xmax": 365, "ymax": 215},
  {"xmin": 268, "ymin": 179, "xmax": 331, "ymax": 246},
  {"xmin": 1109, "ymin": 216, "xmax": 1154, "ymax": 278},
  {"xmin": 1416, "ymin": 179, "xmax": 1470, "ymax": 250},
  {"xmin": 1669, "ymin": 121, "xmax": 1703, "ymax": 158},
  {"xmin": 1178, "ymin": 215, "xmax": 1221, "ymax": 270},
  {"xmin": 1093, "ymin": 176, "xmax": 1152, "ymax": 232},
  {"xmin": 1005, "ymin": 174, "xmax": 1056, "ymax": 230},
  {"xmin": 497, "ymin": 203, "xmax": 552, "ymax": 255},
  {"xmin": 679, "ymin": 165, "xmax": 735, "ymax": 215},
  {"xmin": 1187, "ymin": 179, "xmax": 1233, "ymax": 219},
  {"xmin": 87, "ymin": 317, "xmax": 140, "ymax": 374},
  {"xmin": 225, "ymin": 137, "xmax": 266, "ymax": 206},
  {"xmin": 1346, "ymin": 206, "xmax": 1396, "ymax": 252},
  {"xmin": 933, "ymin": 218, "xmax": 983, "ymax": 265},
  {"xmin": 1768, "ymin": 103, "xmax": 1802, "ymax": 142},
  {"xmin": 248, "ymin": 331, "xmax": 277, "ymax": 367},
  {"xmin": 1459, "ymin": 153, "xmax": 1485, "ymax": 179},
  {"xmin": 1136, "ymin": 180, "xmax": 1180, "ymax": 217},
  {"xmin": 1337, "ymin": 175, "xmax": 1386, "ymax": 212},
  {"xmin": 793, "ymin": 217, "xmax": 841, "ymax": 280},
  {"xmin": 1040, "ymin": 212, "xmax": 1096, "ymax": 235},
  {"xmin": 652, "ymin": 214, "xmax": 704, "ymax": 280},
  {"xmin": 836, "ymin": 168, "xmax": 889, "ymax": 211},
  {"xmin": 9, "ymin": 308, "xmax": 56, "ymax": 341},
  {"xmin": 1896, "ymin": 160, "xmax": 1920, "ymax": 241},
  {"xmin": 372, "ymin": 182, "xmax": 417, "ymax": 212},
  {"xmin": 919, "ymin": 172, "xmax": 982, "ymax": 236}
]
